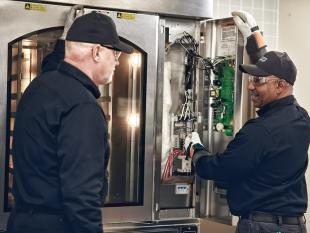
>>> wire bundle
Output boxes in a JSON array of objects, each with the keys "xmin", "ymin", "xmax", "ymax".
[
  {"xmin": 178, "ymin": 90, "xmax": 195, "ymax": 121},
  {"xmin": 161, "ymin": 148, "xmax": 185, "ymax": 181}
]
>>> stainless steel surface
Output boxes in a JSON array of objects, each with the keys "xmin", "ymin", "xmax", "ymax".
[
  {"xmin": 233, "ymin": 33, "xmax": 247, "ymax": 136},
  {"xmin": 200, "ymin": 19, "xmax": 217, "ymax": 219},
  {"xmin": 212, "ymin": 18, "xmax": 235, "ymax": 153},
  {"xmin": 104, "ymin": 219, "xmax": 199, "ymax": 232},
  {"xmin": 11, "ymin": 0, "xmax": 213, "ymax": 19},
  {"xmin": 156, "ymin": 18, "xmax": 200, "ymax": 219},
  {"xmin": 159, "ymin": 184, "xmax": 192, "ymax": 209},
  {"xmin": 0, "ymin": 1, "xmax": 159, "ymax": 230},
  {"xmin": 153, "ymin": 18, "xmax": 166, "ymax": 220},
  {"xmin": 207, "ymin": 18, "xmax": 235, "ymax": 222},
  {"xmin": 198, "ymin": 18, "xmax": 251, "ymax": 224},
  {"xmin": 159, "ymin": 209, "xmax": 196, "ymax": 219}
]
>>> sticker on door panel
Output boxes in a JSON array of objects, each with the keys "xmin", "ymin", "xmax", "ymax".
[
  {"xmin": 175, "ymin": 184, "xmax": 190, "ymax": 195},
  {"xmin": 221, "ymin": 25, "xmax": 236, "ymax": 41},
  {"xmin": 116, "ymin": 12, "xmax": 136, "ymax": 20},
  {"xmin": 219, "ymin": 25, "xmax": 237, "ymax": 56},
  {"xmin": 25, "ymin": 3, "xmax": 46, "ymax": 12}
]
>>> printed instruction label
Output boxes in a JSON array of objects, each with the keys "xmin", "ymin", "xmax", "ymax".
[
  {"xmin": 221, "ymin": 25, "xmax": 236, "ymax": 41},
  {"xmin": 219, "ymin": 25, "xmax": 237, "ymax": 56}
]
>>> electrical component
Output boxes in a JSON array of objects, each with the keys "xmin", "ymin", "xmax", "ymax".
[
  {"xmin": 162, "ymin": 32, "xmax": 202, "ymax": 181},
  {"xmin": 162, "ymin": 148, "xmax": 186, "ymax": 180},
  {"xmin": 174, "ymin": 155, "xmax": 192, "ymax": 174},
  {"xmin": 166, "ymin": 32, "xmax": 200, "ymax": 91},
  {"xmin": 211, "ymin": 59, "xmax": 235, "ymax": 136}
]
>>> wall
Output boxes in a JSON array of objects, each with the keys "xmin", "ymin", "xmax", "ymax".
[
  {"xmin": 213, "ymin": 0, "xmax": 279, "ymax": 49},
  {"xmin": 278, "ymin": 0, "xmax": 310, "ymax": 112},
  {"xmin": 278, "ymin": 0, "xmax": 310, "ymax": 230}
]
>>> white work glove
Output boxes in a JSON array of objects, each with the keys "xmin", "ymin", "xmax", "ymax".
[
  {"xmin": 232, "ymin": 10, "xmax": 258, "ymax": 38},
  {"xmin": 232, "ymin": 10, "xmax": 267, "ymax": 63},
  {"xmin": 60, "ymin": 5, "xmax": 84, "ymax": 40},
  {"xmin": 184, "ymin": 132, "xmax": 202, "ymax": 158}
]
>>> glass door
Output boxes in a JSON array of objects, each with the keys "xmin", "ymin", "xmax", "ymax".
[
  {"xmin": 105, "ymin": 51, "xmax": 146, "ymax": 206},
  {"xmin": 5, "ymin": 28, "xmax": 147, "ymax": 207}
]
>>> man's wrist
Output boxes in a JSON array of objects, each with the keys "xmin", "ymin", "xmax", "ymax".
[
  {"xmin": 250, "ymin": 26, "xmax": 259, "ymax": 32},
  {"xmin": 247, "ymin": 32, "xmax": 266, "ymax": 50},
  {"xmin": 192, "ymin": 143, "xmax": 205, "ymax": 152}
]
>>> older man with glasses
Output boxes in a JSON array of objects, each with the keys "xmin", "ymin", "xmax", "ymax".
[
  {"xmin": 7, "ymin": 11, "xmax": 133, "ymax": 233},
  {"xmin": 185, "ymin": 12, "xmax": 310, "ymax": 233}
]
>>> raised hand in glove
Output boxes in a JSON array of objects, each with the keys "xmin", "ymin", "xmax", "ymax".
[
  {"xmin": 184, "ymin": 132, "xmax": 203, "ymax": 158},
  {"xmin": 232, "ymin": 10, "xmax": 267, "ymax": 63},
  {"xmin": 232, "ymin": 10, "xmax": 258, "ymax": 38},
  {"xmin": 60, "ymin": 5, "xmax": 84, "ymax": 40}
]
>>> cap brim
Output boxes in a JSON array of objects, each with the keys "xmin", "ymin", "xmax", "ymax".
[
  {"xmin": 112, "ymin": 41, "xmax": 134, "ymax": 54},
  {"xmin": 239, "ymin": 64, "xmax": 270, "ymax": 77}
]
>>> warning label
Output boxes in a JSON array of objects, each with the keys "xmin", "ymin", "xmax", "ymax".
[
  {"xmin": 25, "ymin": 3, "xmax": 46, "ymax": 12},
  {"xmin": 218, "ymin": 25, "xmax": 237, "ymax": 56},
  {"xmin": 116, "ymin": 12, "xmax": 135, "ymax": 20},
  {"xmin": 221, "ymin": 25, "xmax": 236, "ymax": 41}
]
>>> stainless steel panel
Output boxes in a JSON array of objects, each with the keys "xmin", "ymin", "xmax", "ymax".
[
  {"xmin": 155, "ymin": 18, "xmax": 200, "ymax": 220},
  {"xmin": 153, "ymin": 18, "xmax": 166, "ymax": 220},
  {"xmin": 104, "ymin": 219, "xmax": 199, "ymax": 232},
  {"xmin": 159, "ymin": 208, "xmax": 196, "ymax": 219},
  {"xmin": 159, "ymin": 184, "xmax": 192, "ymax": 209},
  {"xmin": 198, "ymin": 17, "xmax": 249, "ymax": 224},
  {"xmin": 11, "ymin": 0, "xmax": 213, "ymax": 19}
]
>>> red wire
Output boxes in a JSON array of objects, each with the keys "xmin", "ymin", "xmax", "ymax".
[{"xmin": 162, "ymin": 148, "xmax": 186, "ymax": 181}]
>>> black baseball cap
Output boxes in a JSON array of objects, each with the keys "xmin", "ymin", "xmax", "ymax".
[
  {"xmin": 66, "ymin": 11, "xmax": 134, "ymax": 54},
  {"xmin": 239, "ymin": 51, "xmax": 297, "ymax": 85}
]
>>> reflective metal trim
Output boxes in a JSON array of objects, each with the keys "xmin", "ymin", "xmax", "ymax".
[{"xmin": 11, "ymin": 0, "xmax": 213, "ymax": 19}]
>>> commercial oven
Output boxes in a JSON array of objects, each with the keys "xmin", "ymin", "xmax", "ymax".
[{"xmin": 0, "ymin": 1, "xmax": 253, "ymax": 232}]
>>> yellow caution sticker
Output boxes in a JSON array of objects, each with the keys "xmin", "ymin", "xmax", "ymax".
[
  {"xmin": 25, "ymin": 3, "xmax": 46, "ymax": 12},
  {"xmin": 116, "ymin": 12, "xmax": 136, "ymax": 20}
]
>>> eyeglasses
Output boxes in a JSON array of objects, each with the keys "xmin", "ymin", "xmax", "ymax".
[
  {"xmin": 101, "ymin": 45, "xmax": 122, "ymax": 61},
  {"xmin": 248, "ymin": 75, "xmax": 280, "ymax": 86}
]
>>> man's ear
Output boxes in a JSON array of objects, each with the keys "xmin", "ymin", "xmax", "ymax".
[
  {"xmin": 92, "ymin": 45, "xmax": 101, "ymax": 62},
  {"xmin": 276, "ymin": 80, "xmax": 286, "ymax": 93}
]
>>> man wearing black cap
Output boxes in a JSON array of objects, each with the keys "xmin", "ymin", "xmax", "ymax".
[
  {"xmin": 240, "ymin": 51, "xmax": 296, "ymax": 108},
  {"xmin": 185, "ymin": 12, "xmax": 310, "ymax": 233},
  {"xmin": 7, "ymin": 11, "xmax": 133, "ymax": 233}
]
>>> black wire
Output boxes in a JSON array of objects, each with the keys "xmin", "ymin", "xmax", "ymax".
[{"xmin": 177, "ymin": 32, "xmax": 233, "ymax": 83}]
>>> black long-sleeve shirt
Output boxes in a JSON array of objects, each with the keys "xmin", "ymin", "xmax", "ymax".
[
  {"xmin": 12, "ymin": 61, "xmax": 109, "ymax": 233},
  {"xmin": 193, "ymin": 96, "xmax": 310, "ymax": 216}
]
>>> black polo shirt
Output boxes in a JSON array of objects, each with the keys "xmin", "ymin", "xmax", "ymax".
[
  {"xmin": 12, "ymin": 61, "xmax": 109, "ymax": 233},
  {"xmin": 194, "ymin": 95, "xmax": 310, "ymax": 216}
]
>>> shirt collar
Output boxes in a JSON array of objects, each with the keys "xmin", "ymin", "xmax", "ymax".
[
  {"xmin": 257, "ymin": 95, "xmax": 295, "ymax": 116},
  {"xmin": 58, "ymin": 61, "xmax": 100, "ymax": 98}
]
